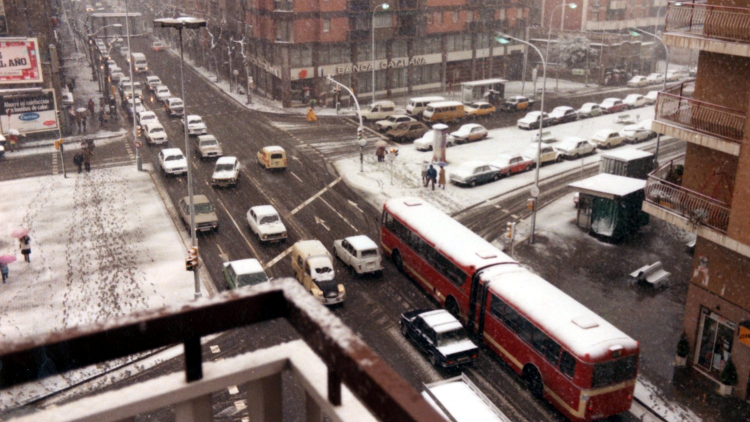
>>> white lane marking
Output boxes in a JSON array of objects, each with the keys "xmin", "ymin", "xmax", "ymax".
[
  {"xmin": 214, "ymin": 195, "xmax": 263, "ymax": 265},
  {"xmin": 292, "ymin": 155, "xmax": 302, "ymax": 162},
  {"xmin": 217, "ymin": 244, "xmax": 229, "ymax": 262},
  {"xmin": 314, "ymin": 215, "xmax": 330, "ymax": 231},
  {"xmin": 321, "ymin": 197, "xmax": 358, "ymax": 232},
  {"xmin": 290, "ymin": 176, "xmax": 342, "ymax": 215},
  {"xmin": 290, "ymin": 171, "xmax": 303, "ymax": 183},
  {"xmin": 228, "ymin": 385, "xmax": 239, "ymax": 395},
  {"xmin": 348, "ymin": 199, "xmax": 363, "ymax": 213},
  {"xmin": 264, "ymin": 246, "xmax": 293, "ymax": 270},
  {"xmin": 210, "ymin": 345, "xmax": 221, "ymax": 354},
  {"xmin": 511, "ymin": 214, "xmax": 519, "ymax": 219}
]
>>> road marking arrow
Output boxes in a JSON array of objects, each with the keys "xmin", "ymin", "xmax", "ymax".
[
  {"xmin": 217, "ymin": 244, "xmax": 229, "ymax": 262},
  {"xmin": 315, "ymin": 215, "xmax": 330, "ymax": 231},
  {"xmin": 348, "ymin": 199, "xmax": 363, "ymax": 213}
]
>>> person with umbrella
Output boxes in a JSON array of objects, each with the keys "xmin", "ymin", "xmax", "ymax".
[
  {"xmin": 12, "ymin": 228, "xmax": 31, "ymax": 263},
  {"xmin": 375, "ymin": 140, "xmax": 387, "ymax": 162},
  {"xmin": 0, "ymin": 255, "xmax": 15, "ymax": 283}
]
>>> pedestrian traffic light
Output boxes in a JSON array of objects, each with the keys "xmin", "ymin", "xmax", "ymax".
[
  {"xmin": 526, "ymin": 198, "xmax": 536, "ymax": 211},
  {"xmin": 357, "ymin": 127, "xmax": 363, "ymax": 141},
  {"xmin": 389, "ymin": 148, "xmax": 399, "ymax": 156},
  {"xmin": 186, "ymin": 247, "xmax": 199, "ymax": 271},
  {"xmin": 54, "ymin": 139, "xmax": 63, "ymax": 150},
  {"xmin": 506, "ymin": 222, "xmax": 514, "ymax": 239},
  {"xmin": 136, "ymin": 125, "xmax": 143, "ymax": 137}
]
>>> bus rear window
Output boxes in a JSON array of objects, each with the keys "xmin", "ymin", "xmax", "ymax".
[{"xmin": 592, "ymin": 356, "xmax": 637, "ymax": 388}]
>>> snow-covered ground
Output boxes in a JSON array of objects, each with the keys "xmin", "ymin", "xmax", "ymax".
[
  {"xmin": 0, "ymin": 166, "xmax": 196, "ymax": 408},
  {"xmin": 337, "ymin": 106, "xmax": 658, "ymax": 214}
]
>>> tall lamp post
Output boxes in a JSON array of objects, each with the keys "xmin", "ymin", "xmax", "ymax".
[
  {"xmin": 155, "ymin": 17, "xmax": 208, "ymax": 301},
  {"xmin": 629, "ymin": 28, "xmax": 668, "ymax": 161},
  {"xmin": 327, "ymin": 75, "xmax": 366, "ymax": 172},
  {"xmin": 495, "ymin": 33, "xmax": 547, "ymax": 245},
  {"xmin": 371, "ymin": 3, "xmax": 390, "ymax": 103},
  {"xmin": 546, "ymin": 3, "xmax": 577, "ymax": 92}
]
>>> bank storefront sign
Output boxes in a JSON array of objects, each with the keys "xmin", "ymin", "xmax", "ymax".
[{"xmin": 0, "ymin": 90, "xmax": 59, "ymax": 134}]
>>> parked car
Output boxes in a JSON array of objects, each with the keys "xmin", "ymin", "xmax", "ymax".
[
  {"xmin": 464, "ymin": 101, "xmax": 495, "ymax": 119},
  {"xmin": 517, "ymin": 111, "xmax": 553, "ymax": 130},
  {"xmin": 110, "ymin": 70, "xmax": 125, "ymax": 81},
  {"xmin": 182, "ymin": 115, "xmax": 208, "ymax": 136},
  {"xmin": 223, "ymin": 259, "xmax": 269, "ymax": 290},
  {"xmin": 155, "ymin": 85, "xmax": 172, "ymax": 102},
  {"xmin": 118, "ymin": 46, "xmax": 130, "ymax": 56},
  {"xmin": 178, "ymin": 195, "xmax": 218, "ymax": 232},
  {"xmin": 599, "ymin": 98, "xmax": 628, "ymax": 114},
  {"xmin": 211, "ymin": 156, "xmax": 240, "ymax": 188},
  {"xmin": 61, "ymin": 89, "xmax": 74, "ymax": 106},
  {"xmin": 257, "ymin": 146, "xmax": 287, "ymax": 170},
  {"xmin": 333, "ymin": 235, "xmax": 383, "ymax": 275},
  {"xmin": 152, "ymin": 41, "xmax": 166, "ymax": 52},
  {"xmin": 590, "ymin": 129, "xmax": 625, "ymax": 149},
  {"xmin": 576, "ymin": 103, "xmax": 603, "ymax": 119},
  {"xmin": 165, "ymin": 97, "xmax": 184, "ymax": 117},
  {"xmin": 622, "ymin": 94, "xmax": 647, "ymax": 109},
  {"xmin": 247, "ymin": 205, "xmax": 287, "ymax": 242},
  {"xmin": 137, "ymin": 110, "xmax": 158, "ymax": 127},
  {"xmin": 548, "ymin": 106, "xmax": 578, "ymax": 124},
  {"xmin": 531, "ymin": 130, "xmax": 557, "ymax": 143},
  {"xmin": 386, "ymin": 121, "xmax": 430, "ymax": 143},
  {"xmin": 399, "ymin": 309, "xmax": 479, "ymax": 368},
  {"xmin": 644, "ymin": 90, "xmax": 659, "ymax": 105},
  {"xmin": 449, "ymin": 161, "xmax": 500, "ymax": 187},
  {"xmin": 645, "ymin": 73, "xmax": 664, "ymax": 85},
  {"xmin": 158, "ymin": 148, "xmax": 187, "ymax": 175},
  {"xmin": 143, "ymin": 122, "xmax": 168, "ymax": 145},
  {"xmin": 620, "ymin": 119, "xmax": 655, "ymax": 143},
  {"xmin": 449, "ymin": 123, "xmax": 488, "ymax": 145},
  {"xmin": 145, "ymin": 75, "xmax": 162, "ymax": 92},
  {"xmin": 554, "ymin": 137, "xmax": 596, "ymax": 159},
  {"xmin": 117, "ymin": 76, "xmax": 131, "ymax": 93},
  {"xmin": 666, "ymin": 70, "xmax": 683, "ymax": 81},
  {"xmin": 627, "ymin": 76, "xmax": 649, "ymax": 87},
  {"xmin": 195, "ymin": 134, "xmax": 223, "ymax": 159},
  {"xmin": 358, "ymin": 100, "xmax": 396, "ymax": 122},
  {"xmin": 523, "ymin": 143, "xmax": 560, "ymax": 166},
  {"xmin": 499, "ymin": 95, "xmax": 535, "ymax": 112},
  {"xmin": 492, "ymin": 153, "xmax": 534, "ymax": 176},
  {"xmin": 413, "ymin": 131, "xmax": 454, "ymax": 151},
  {"xmin": 375, "ymin": 115, "xmax": 414, "ymax": 132}
]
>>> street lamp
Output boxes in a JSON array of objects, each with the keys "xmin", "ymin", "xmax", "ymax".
[
  {"xmin": 155, "ymin": 16, "xmax": 208, "ymax": 300},
  {"xmin": 327, "ymin": 75, "xmax": 367, "ymax": 172},
  {"xmin": 372, "ymin": 3, "xmax": 390, "ymax": 103},
  {"xmin": 495, "ymin": 33, "xmax": 547, "ymax": 245},
  {"xmin": 546, "ymin": 3, "xmax": 577, "ymax": 92},
  {"xmin": 629, "ymin": 27, "xmax": 668, "ymax": 161}
]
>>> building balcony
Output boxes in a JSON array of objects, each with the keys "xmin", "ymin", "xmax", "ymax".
[
  {"xmin": 398, "ymin": 0, "xmax": 418, "ymax": 10},
  {"xmin": 349, "ymin": 0, "xmax": 371, "ymax": 12},
  {"xmin": 653, "ymin": 81, "xmax": 745, "ymax": 156},
  {"xmin": 643, "ymin": 155, "xmax": 731, "ymax": 235},
  {"xmin": 349, "ymin": 29, "xmax": 371, "ymax": 41},
  {"xmin": 663, "ymin": 2, "xmax": 750, "ymax": 58}
]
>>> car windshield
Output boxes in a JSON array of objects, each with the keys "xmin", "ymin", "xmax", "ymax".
[
  {"xmin": 201, "ymin": 139, "xmax": 217, "ymax": 146},
  {"xmin": 436, "ymin": 327, "xmax": 468, "ymax": 346},
  {"xmin": 259, "ymin": 215, "xmax": 279, "ymax": 224},
  {"xmin": 215, "ymin": 164, "xmax": 234, "ymax": 172},
  {"xmin": 313, "ymin": 266, "xmax": 333, "ymax": 275},
  {"xmin": 189, "ymin": 119, "xmax": 202, "ymax": 125},
  {"xmin": 194, "ymin": 203, "xmax": 214, "ymax": 213},
  {"xmin": 151, "ymin": 127, "xmax": 164, "ymax": 133},
  {"xmin": 165, "ymin": 155, "xmax": 183, "ymax": 161}
]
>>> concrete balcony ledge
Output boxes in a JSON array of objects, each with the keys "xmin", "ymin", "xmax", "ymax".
[
  {"xmin": 664, "ymin": 3, "xmax": 750, "ymax": 58},
  {"xmin": 663, "ymin": 33, "xmax": 750, "ymax": 58},
  {"xmin": 652, "ymin": 120, "xmax": 741, "ymax": 156}
]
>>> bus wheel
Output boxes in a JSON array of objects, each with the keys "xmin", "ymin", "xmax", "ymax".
[
  {"xmin": 445, "ymin": 297, "xmax": 459, "ymax": 318},
  {"xmin": 523, "ymin": 365, "xmax": 544, "ymax": 398},
  {"xmin": 392, "ymin": 250, "xmax": 403, "ymax": 272}
]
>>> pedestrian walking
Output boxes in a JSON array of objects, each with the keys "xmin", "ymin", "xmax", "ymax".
[
  {"xmin": 75, "ymin": 112, "xmax": 83, "ymax": 133},
  {"xmin": 8, "ymin": 134, "xmax": 17, "ymax": 152},
  {"xmin": 83, "ymin": 147, "xmax": 93, "ymax": 172},
  {"xmin": 19, "ymin": 235, "xmax": 31, "ymax": 263},
  {"xmin": 438, "ymin": 166, "xmax": 446, "ymax": 190},
  {"xmin": 82, "ymin": 113, "xmax": 87, "ymax": 132},
  {"xmin": 0, "ymin": 262, "xmax": 8, "ymax": 283},
  {"xmin": 98, "ymin": 109, "xmax": 104, "ymax": 126},
  {"xmin": 425, "ymin": 164, "xmax": 437, "ymax": 191},
  {"xmin": 376, "ymin": 146, "xmax": 385, "ymax": 162},
  {"xmin": 421, "ymin": 161, "xmax": 429, "ymax": 186},
  {"xmin": 306, "ymin": 107, "xmax": 317, "ymax": 124},
  {"xmin": 88, "ymin": 98, "xmax": 95, "ymax": 116},
  {"xmin": 73, "ymin": 151, "xmax": 84, "ymax": 173}
]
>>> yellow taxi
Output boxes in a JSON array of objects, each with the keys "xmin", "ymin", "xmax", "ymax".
[
  {"xmin": 257, "ymin": 146, "xmax": 287, "ymax": 170},
  {"xmin": 464, "ymin": 101, "xmax": 496, "ymax": 119}
]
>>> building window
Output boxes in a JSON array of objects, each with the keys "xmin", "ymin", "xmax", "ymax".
[
  {"xmin": 426, "ymin": 14, "xmax": 433, "ymax": 25},
  {"xmin": 275, "ymin": 21, "xmax": 293, "ymax": 42},
  {"xmin": 453, "ymin": 12, "xmax": 459, "ymax": 23},
  {"xmin": 696, "ymin": 308, "xmax": 735, "ymax": 377},
  {"xmin": 498, "ymin": 9, "xmax": 506, "ymax": 20},
  {"xmin": 354, "ymin": 16, "xmax": 370, "ymax": 30},
  {"xmin": 393, "ymin": 39, "xmax": 408, "ymax": 58},
  {"xmin": 323, "ymin": 19, "xmax": 330, "ymax": 32},
  {"xmin": 436, "ymin": 12, "xmax": 443, "ymax": 25},
  {"xmin": 374, "ymin": 13, "xmax": 392, "ymax": 28},
  {"xmin": 466, "ymin": 12, "xmax": 473, "ymax": 23}
]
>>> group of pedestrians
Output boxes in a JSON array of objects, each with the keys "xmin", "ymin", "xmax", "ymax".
[
  {"xmin": 0, "ymin": 234, "xmax": 32, "ymax": 284},
  {"xmin": 73, "ymin": 139, "xmax": 95, "ymax": 174},
  {"xmin": 421, "ymin": 162, "xmax": 446, "ymax": 191}
]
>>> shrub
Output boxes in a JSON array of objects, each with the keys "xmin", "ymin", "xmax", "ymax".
[
  {"xmin": 677, "ymin": 333, "xmax": 690, "ymax": 358},
  {"xmin": 721, "ymin": 357, "xmax": 738, "ymax": 386}
]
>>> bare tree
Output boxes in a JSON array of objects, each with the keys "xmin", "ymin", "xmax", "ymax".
[
  {"xmin": 232, "ymin": 35, "xmax": 253, "ymax": 104},
  {"xmin": 205, "ymin": 22, "xmax": 224, "ymax": 83}
]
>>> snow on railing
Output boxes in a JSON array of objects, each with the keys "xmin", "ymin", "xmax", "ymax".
[
  {"xmin": 665, "ymin": 1, "xmax": 750, "ymax": 43},
  {"xmin": 645, "ymin": 155, "xmax": 731, "ymax": 232}
]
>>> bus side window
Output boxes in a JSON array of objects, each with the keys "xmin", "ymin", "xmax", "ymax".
[
  {"xmin": 545, "ymin": 339, "xmax": 561, "ymax": 366},
  {"xmin": 517, "ymin": 315, "xmax": 533, "ymax": 343},
  {"xmin": 407, "ymin": 231, "xmax": 421, "ymax": 251},
  {"xmin": 392, "ymin": 219, "xmax": 406, "ymax": 241},
  {"xmin": 490, "ymin": 295, "xmax": 505, "ymax": 319},
  {"xmin": 503, "ymin": 305, "xmax": 518, "ymax": 330},
  {"xmin": 560, "ymin": 351, "xmax": 577, "ymax": 378},
  {"xmin": 423, "ymin": 243, "xmax": 437, "ymax": 265},
  {"xmin": 531, "ymin": 326, "xmax": 549, "ymax": 355},
  {"xmin": 382, "ymin": 210, "xmax": 393, "ymax": 228}
]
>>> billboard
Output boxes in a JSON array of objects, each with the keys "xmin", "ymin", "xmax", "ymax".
[
  {"xmin": 0, "ymin": 38, "xmax": 43, "ymax": 84},
  {"xmin": 0, "ymin": 90, "xmax": 59, "ymax": 134}
]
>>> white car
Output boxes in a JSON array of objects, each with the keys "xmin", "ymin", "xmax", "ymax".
[
  {"xmin": 646, "ymin": 73, "xmax": 664, "ymax": 85},
  {"xmin": 122, "ymin": 81, "xmax": 143, "ymax": 99},
  {"xmin": 117, "ymin": 76, "xmax": 131, "ymax": 91},
  {"xmin": 119, "ymin": 46, "xmax": 130, "ymax": 56},
  {"xmin": 576, "ymin": 103, "xmax": 602, "ymax": 119},
  {"xmin": 211, "ymin": 156, "xmax": 240, "ymax": 188},
  {"xmin": 590, "ymin": 129, "xmax": 625, "ymax": 149},
  {"xmin": 246, "ymin": 205, "xmax": 287, "ymax": 242},
  {"xmin": 413, "ymin": 130, "xmax": 452, "ymax": 151},
  {"xmin": 333, "ymin": 235, "xmax": 383, "ymax": 275},
  {"xmin": 158, "ymin": 148, "xmax": 187, "ymax": 175},
  {"xmin": 126, "ymin": 97, "xmax": 145, "ymax": 116},
  {"xmin": 620, "ymin": 119, "xmax": 655, "ymax": 143},
  {"xmin": 195, "ymin": 134, "xmax": 223, "ymax": 159},
  {"xmin": 449, "ymin": 123, "xmax": 488, "ymax": 144},
  {"xmin": 183, "ymin": 115, "xmax": 208, "ymax": 136},
  {"xmin": 61, "ymin": 90, "xmax": 74, "ymax": 106},
  {"xmin": 376, "ymin": 115, "xmax": 415, "ymax": 132},
  {"xmin": 554, "ymin": 137, "xmax": 596, "ymax": 159},
  {"xmin": 523, "ymin": 143, "xmax": 560, "ymax": 166},
  {"xmin": 517, "ymin": 111, "xmax": 552, "ymax": 130},
  {"xmin": 666, "ymin": 70, "xmax": 684, "ymax": 81},
  {"xmin": 627, "ymin": 76, "xmax": 649, "ymax": 87},
  {"xmin": 622, "ymin": 94, "xmax": 647, "ymax": 109},
  {"xmin": 166, "ymin": 97, "xmax": 184, "ymax": 117},
  {"xmin": 146, "ymin": 75, "xmax": 162, "ymax": 92},
  {"xmin": 531, "ymin": 130, "xmax": 556, "ymax": 143},
  {"xmin": 155, "ymin": 85, "xmax": 172, "ymax": 102},
  {"xmin": 644, "ymin": 91, "xmax": 659, "ymax": 105},
  {"xmin": 143, "ymin": 121, "xmax": 168, "ymax": 145},
  {"xmin": 137, "ymin": 110, "xmax": 158, "ymax": 127},
  {"xmin": 110, "ymin": 70, "xmax": 125, "ymax": 81}
]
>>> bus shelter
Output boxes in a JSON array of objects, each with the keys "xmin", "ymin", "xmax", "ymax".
[
  {"xmin": 569, "ymin": 173, "xmax": 649, "ymax": 241},
  {"xmin": 460, "ymin": 79, "xmax": 507, "ymax": 104}
]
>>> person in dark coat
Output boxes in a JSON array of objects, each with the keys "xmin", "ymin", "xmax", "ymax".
[
  {"xmin": 425, "ymin": 164, "xmax": 437, "ymax": 190},
  {"xmin": 376, "ymin": 146, "xmax": 385, "ymax": 162},
  {"xmin": 83, "ymin": 147, "xmax": 93, "ymax": 172},
  {"xmin": 19, "ymin": 235, "xmax": 31, "ymax": 262},
  {"xmin": 88, "ymin": 98, "xmax": 95, "ymax": 116},
  {"xmin": 81, "ymin": 113, "xmax": 87, "ymax": 132},
  {"xmin": 0, "ymin": 262, "xmax": 8, "ymax": 283},
  {"xmin": 73, "ymin": 151, "xmax": 84, "ymax": 173}
]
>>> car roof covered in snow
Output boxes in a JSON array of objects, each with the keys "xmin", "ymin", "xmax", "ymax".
[
  {"xmin": 262, "ymin": 146, "xmax": 285, "ymax": 153},
  {"xmin": 569, "ymin": 173, "xmax": 646, "ymax": 199},
  {"xmin": 600, "ymin": 149, "xmax": 653, "ymax": 162},
  {"xmin": 419, "ymin": 309, "xmax": 463, "ymax": 333},
  {"xmin": 345, "ymin": 235, "xmax": 377, "ymax": 251},
  {"xmin": 228, "ymin": 259, "xmax": 264, "ymax": 275},
  {"xmin": 216, "ymin": 156, "xmax": 237, "ymax": 165},
  {"xmin": 161, "ymin": 148, "xmax": 183, "ymax": 157},
  {"xmin": 251, "ymin": 205, "xmax": 279, "ymax": 217}
]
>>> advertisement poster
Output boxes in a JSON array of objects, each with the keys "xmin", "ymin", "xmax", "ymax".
[
  {"xmin": 0, "ymin": 38, "xmax": 43, "ymax": 84},
  {"xmin": 0, "ymin": 90, "xmax": 59, "ymax": 134}
]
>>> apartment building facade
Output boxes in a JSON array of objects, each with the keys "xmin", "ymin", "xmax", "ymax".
[
  {"xmin": 644, "ymin": 0, "xmax": 750, "ymax": 400},
  {"xmin": 541, "ymin": 0, "xmax": 668, "ymax": 32},
  {"xmin": 167, "ymin": 0, "xmax": 529, "ymax": 107}
]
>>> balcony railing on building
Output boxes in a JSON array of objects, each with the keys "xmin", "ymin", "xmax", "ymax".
[
  {"xmin": 644, "ymin": 155, "xmax": 731, "ymax": 232},
  {"xmin": 349, "ymin": 0, "xmax": 371, "ymax": 12},
  {"xmin": 665, "ymin": 1, "xmax": 750, "ymax": 44},
  {"xmin": 655, "ymin": 81, "xmax": 746, "ymax": 144}
]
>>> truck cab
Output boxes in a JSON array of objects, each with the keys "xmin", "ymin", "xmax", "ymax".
[{"xmin": 291, "ymin": 240, "xmax": 344, "ymax": 306}]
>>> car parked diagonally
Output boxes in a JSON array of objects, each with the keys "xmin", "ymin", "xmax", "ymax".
[{"xmin": 399, "ymin": 309, "xmax": 479, "ymax": 368}]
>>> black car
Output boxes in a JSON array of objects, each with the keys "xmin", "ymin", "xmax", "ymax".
[{"xmin": 399, "ymin": 309, "xmax": 479, "ymax": 368}]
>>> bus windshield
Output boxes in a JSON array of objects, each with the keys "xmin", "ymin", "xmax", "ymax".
[{"xmin": 591, "ymin": 356, "xmax": 637, "ymax": 388}]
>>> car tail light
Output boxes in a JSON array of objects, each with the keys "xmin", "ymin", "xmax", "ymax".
[
  {"xmin": 447, "ymin": 360, "xmax": 454, "ymax": 365},
  {"xmin": 472, "ymin": 353, "xmax": 478, "ymax": 359}
]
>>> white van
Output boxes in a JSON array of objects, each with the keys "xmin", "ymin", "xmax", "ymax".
[
  {"xmin": 358, "ymin": 100, "xmax": 396, "ymax": 122},
  {"xmin": 406, "ymin": 96, "xmax": 446, "ymax": 116},
  {"xmin": 131, "ymin": 52, "xmax": 148, "ymax": 73},
  {"xmin": 291, "ymin": 240, "xmax": 345, "ymax": 306}
]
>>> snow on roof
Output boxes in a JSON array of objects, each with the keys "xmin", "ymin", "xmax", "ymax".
[
  {"xmin": 264, "ymin": 146, "xmax": 285, "ymax": 153},
  {"xmin": 480, "ymin": 265, "xmax": 638, "ymax": 360},
  {"xmin": 600, "ymin": 149, "xmax": 653, "ymax": 162},
  {"xmin": 423, "ymin": 376, "xmax": 510, "ymax": 422},
  {"xmin": 216, "ymin": 156, "xmax": 237, "ymax": 165},
  {"xmin": 229, "ymin": 259, "xmax": 264, "ymax": 275},
  {"xmin": 161, "ymin": 148, "xmax": 183, "ymax": 156},
  {"xmin": 460, "ymin": 78, "xmax": 508, "ymax": 87},
  {"xmin": 252, "ymin": 205, "xmax": 278, "ymax": 217},
  {"xmin": 346, "ymin": 235, "xmax": 377, "ymax": 251},
  {"xmin": 569, "ymin": 173, "xmax": 646, "ymax": 199},
  {"xmin": 385, "ymin": 198, "xmax": 516, "ymax": 270},
  {"xmin": 428, "ymin": 101, "xmax": 464, "ymax": 107},
  {"xmin": 420, "ymin": 309, "xmax": 463, "ymax": 333}
]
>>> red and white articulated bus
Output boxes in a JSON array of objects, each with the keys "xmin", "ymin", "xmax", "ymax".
[{"xmin": 381, "ymin": 197, "xmax": 640, "ymax": 421}]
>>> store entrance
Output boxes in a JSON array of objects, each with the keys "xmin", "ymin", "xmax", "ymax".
[{"xmin": 695, "ymin": 308, "xmax": 735, "ymax": 378}]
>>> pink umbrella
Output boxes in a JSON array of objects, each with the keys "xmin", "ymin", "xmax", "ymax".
[
  {"xmin": 11, "ymin": 227, "xmax": 29, "ymax": 239},
  {"xmin": 0, "ymin": 255, "xmax": 16, "ymax": 265}
]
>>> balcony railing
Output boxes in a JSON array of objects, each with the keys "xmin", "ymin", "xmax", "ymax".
[
  {"xmin": 665, "ymin": 1, "xmax": 750, "ymax": 44},
  {"xmin": 655, "ymin": 81, "xmax": 745, "ymax": 143},
  {"xmin": 349, "ymin": 0, "xmax": 371, "ymax": 12},
  {"xmin": 645, "ymin": 155, "xmax": 731, "ymax": 232}
]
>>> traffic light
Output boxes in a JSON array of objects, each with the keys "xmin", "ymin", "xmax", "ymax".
[
  {"xmin": 357, "ymin": 127, "xmax": 363, "ymax": 141},
  {"xmin": 526, "ymin": 198, "xmax": 536, "ymax": 211},
  {"xmin": 54, "ymin": 139, "xmax": 64, "ymax": 150},
  {"xmin": 185, "ymin": 247, "xmax": 199, "ymax": 271},
  {"xmin": 389, "ymin": 148, "xmax": 399, "ymax": 157},
  {"xmin": 506, "ymin": 222, "xmax": 514, "ymax": 239},
  {"xmin": 137, "ymin": 125, "xmax": 143, "ymax": 138}
]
